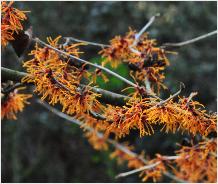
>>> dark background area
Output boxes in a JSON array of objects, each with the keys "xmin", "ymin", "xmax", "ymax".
[{"xmin": 1, "ymin": 1, "xmax": 217, "ymax": 183}]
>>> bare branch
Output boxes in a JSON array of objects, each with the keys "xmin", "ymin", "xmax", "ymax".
[
  {"xmin": 1, "ymin": 67, "xmax": 27, "ymax": 82},
  {"xmin": 185, "ymin": 92, "xmax": 198, "ymax": 107},
  {"xmin": 115, "ymin": 155, "xmax": 181, "ymax": 180},
  {"xmin": 38, "ymin": 99, "xmax": 83, "ymax": 126},
  {"xmin": 1, "ymin": 82, "xmax": 25, "ymax": 94},
  {"xmin": 116, "ymin": 162, "xmax": 161, "ymax": 179},
  {"xmin": 162, "ymin": 30, "xmax": 217, "ymax": 48},
  {"xmin": 133, "ymin": 13, "xmax": 160, "ymax": 46},
  {"xmin": 128, "ymin": 13, "xmax": 160, "ymax": 56},
  {"xmin": 64, "ymin": 36, "xmax": 110, "ymax": 48},
  {"xmin": 157, "ymin": 82, "xmax": 185, "ymax": 106},
  {"xmin": 144, "ymin": 78, "xmax": 162, "ymax": 100}
]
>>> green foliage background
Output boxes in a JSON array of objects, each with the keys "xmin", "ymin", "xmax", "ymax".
[{"xmin": 1, "ymin": 1, "xmax": 217, "ymax": 183}]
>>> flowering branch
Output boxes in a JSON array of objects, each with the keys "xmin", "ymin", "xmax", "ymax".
[
  {"xmin": 1, "ymin": 67, "xmax": 129, "ymax": 106},
  {"xmin": 34, "ymin": 37, "xmax": 138, "ymax": 88},
  {"xmin": 63, "ymin": 29, "xmax": 216, "ymax": 52},
  {"xmin": 37, "ymin": 99, "xmax": 145, "ymax": 160},
  {"xmin": 37, "ymin": 99, "xmax": 187, "ymax": 183}
]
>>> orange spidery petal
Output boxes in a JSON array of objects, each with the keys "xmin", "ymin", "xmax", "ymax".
[
  {"xmin": 1, "ymin": 88, "xmax": 32, "ymax": 120},
  {"xmin": 84, "ymin": 131, "xmax": 108, "ymax": 151},
  {"xmin": 110, "ymin": 142, "xmax": 144, "ymax": 167}
]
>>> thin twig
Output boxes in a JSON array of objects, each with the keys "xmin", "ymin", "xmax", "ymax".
[
  {"xmin": 89, "ymin": 110, "xmax": 107, "ymax": 121},
  {"xmin": 64, "ymin": 36, "xmax": 110, "ymax": 48},
  {"xmin": 129, "ymin": 13, "xmax": 159, "ymax": 55},
  {"xmin": 116, "ymin": 162, "xmax": 161, "ymax": 179},
  {"xmin": 157, "ymin": 82, "xmax": 185, "ymax": 106},
  {"xmin": 162, "ymin": 30, "xmax": 217, "ymax": 48},
  {"xmin": 38, "ymin": 99, "xmax": 83, "ymax": 126},
  {"xmin": 185, "ymin": 92, "xmax": 198, "ymax": 108},
  {"xmin": 144, "ymin": 78, "xmax": 162, "ymax": 100},
  {"xmin": 133, "ymin": 13, "xmax": 160, "ymax": 46},
  {"xmin": 115, "ymin": 155, "xmax": 181, "ymax": 179},
  {"xmin": 1, "ymin": 67, "xmax": 27, "ymax": 82},
  {"xmin": 1, "ymin": 82, "xmax": 25, "ymax": 94},
  {"xmin": 34, "ymin": 37, "xmax": 137, "ymax": 88}
]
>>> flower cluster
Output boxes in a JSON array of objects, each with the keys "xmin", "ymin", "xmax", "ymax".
[
  {"xmin": 1, "ymin": 87, "xmax": 32, "ymax": 120},
  {"xmin": 22, "ymin": 36, "xmax": 105, "ymax": 121},
  {"xmin": 110, "ymin": 139, "xmax": 216, "ymax": 183},
  {"xmin": 103, "ymin": 95, "xmax": 216, "ymax": 138},
  {"xmin": 99, "ymin": 29, "xmax": 174, "ymax": 92},
  {"xmin": 174, "ymin": 139, "xmax": 217, "ymax": 182},
  {"xmin": 104, "ymin": 98, "xmax": 154, "ymax": 138},
  {"xmin": 1, "ymin": 1, "xmax": 28, "ymax": 47}
]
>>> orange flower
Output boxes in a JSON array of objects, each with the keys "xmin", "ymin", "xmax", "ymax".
[
  {"xmin": 178, "ymin": 97, "xmax": 217, "ymax": 136},
  {"xmin": 174, "ymin": 139, "xmax": 217, "ymax": 182},
  {"xmin": 1, "ymin": 87, "xmax": 32, "ymax": 120},
  {"xmin": 1, "ymin": 1, "xmax": 28, "ymax": 46}
]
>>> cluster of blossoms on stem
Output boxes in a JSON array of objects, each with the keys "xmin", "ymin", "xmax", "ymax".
[
  {"xmin": 1, "ymin": 87, "xmax": 32, "ymax": 120},
  {"xmin": 103, "ymin": 95, "xmax": 216, "ymax": 138},
  {"xmin": 1, "ymin": 1, "xmax": 28, "ymax": 47},
  {"xmin": 21, "ymin": 36, "xmax": 217, "ymax": 139},
  {"xmin": 99, "ymin": 28, "xmax": 175, "ymax": 92},
  {"xmin": 110, "ymin": 139, "xmax": 217, "ymax": 182},
  {"xmin": 173, "ymin": 138, "xmax": 217, "ymax": 182},
  {"xmin": 2, "ymin": 2, "xmax": 217, "ymax": 183},
  {"xmin": 22, "ymin": 36, "xmax": 105, "ymax": 119}
]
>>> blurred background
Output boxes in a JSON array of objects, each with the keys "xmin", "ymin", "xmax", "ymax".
[{"xmin": 1, "ymin": 1, "xmax": 217, "ymax": 183}]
